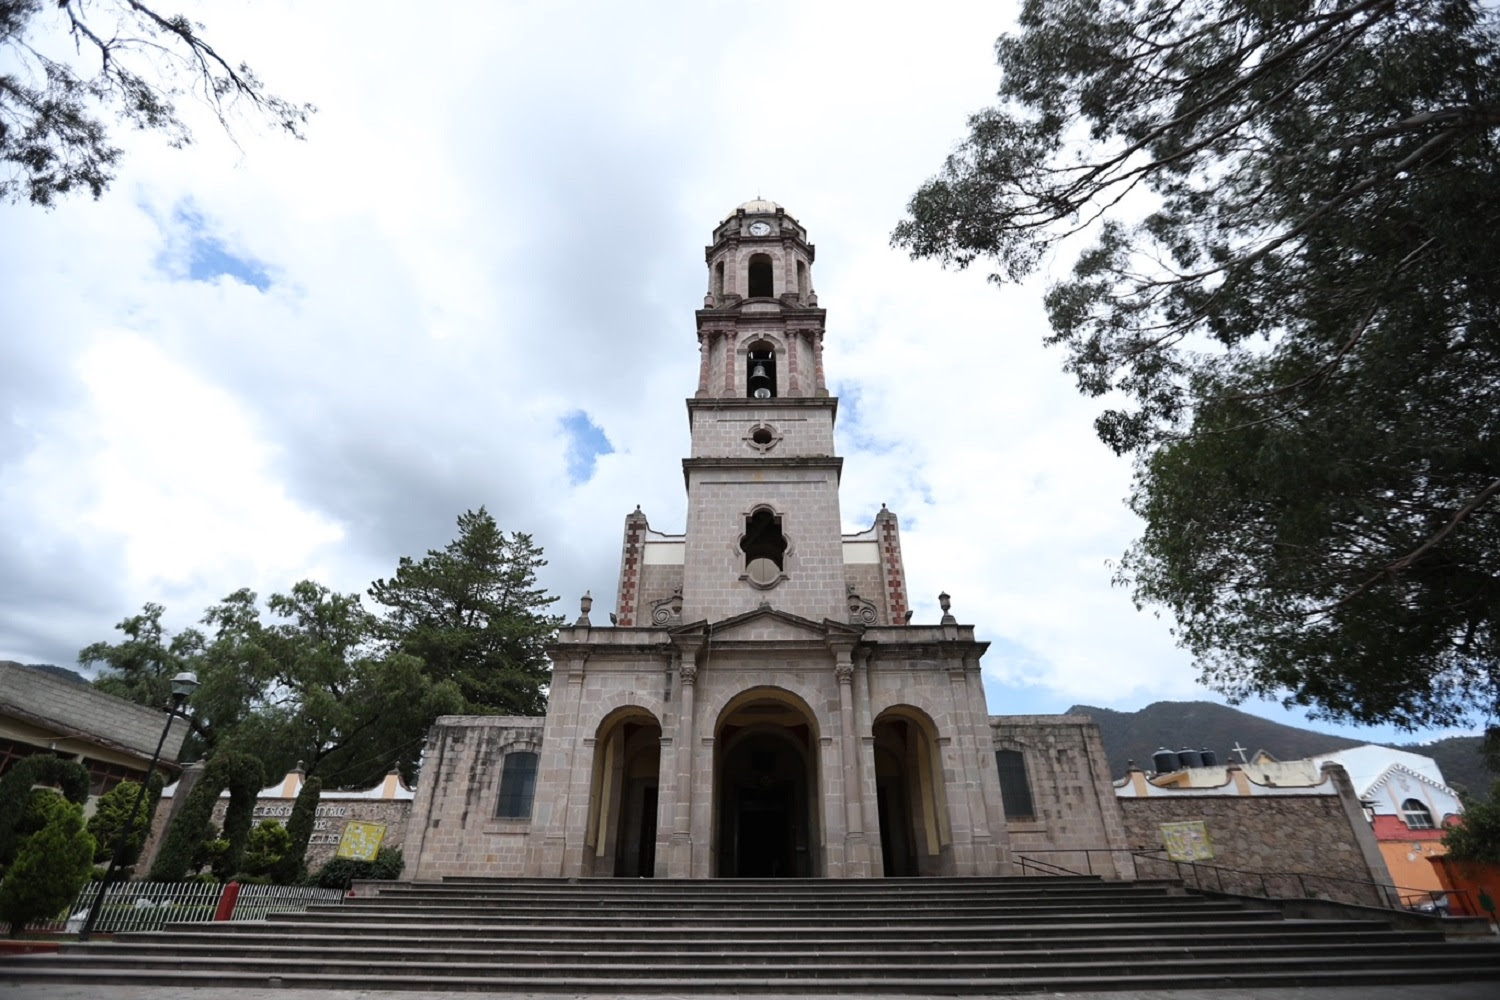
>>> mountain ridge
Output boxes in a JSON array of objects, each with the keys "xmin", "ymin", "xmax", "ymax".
[{"xmin": 1067, "ymin": 700, "xmax": 1496, "ymax": 796}]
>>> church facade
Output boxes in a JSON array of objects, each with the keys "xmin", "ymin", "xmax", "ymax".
[{"xmin": 402, "ymin": 201, "xmax": 1133, "ymax": 880}]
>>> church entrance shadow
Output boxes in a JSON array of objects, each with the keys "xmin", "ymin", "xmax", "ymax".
[{"xmin": 714, "ymin": 692, "xmax": 820, "ymax": 877}]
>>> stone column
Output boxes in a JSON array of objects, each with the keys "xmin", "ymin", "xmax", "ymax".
[
  {"xmin": 787, "ymin": 329, "xmax": 803, "ymax": 397},
  {"xmin": 668, "ymin": 640, "xmax": 700, "ymax": 877},
  {"xmin": 814, "ymin": 330, "xmax": 827, "ymax": 396},
  {"xmin": 723, "ymin": 331, "xmax": 738, "ymax": 395},
  {"xmin": 834, "ymin": 644, "xmax": 870, "ymax": 875},
  {"xmin": 529, "ymin": 651, "xmax": 588, "ymax": 875},
  {"xmin": 944, "ymin": 662, "xmax": 980, "ymax": 873},
  {"xmin": 855, "ymin": 646, "xmax": 882, "ymax": 871},
  {"xmin": 696, "ymin": 331, "xmax": 711, "ymax": 397}
]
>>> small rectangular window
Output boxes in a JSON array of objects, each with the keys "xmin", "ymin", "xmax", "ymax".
[
  {"xmin": 995, "ymin": 749, "xmax": 1035, "ymax": 821},
  {"xmin": 497, "ymin": 751, "xmax": 539, "ymax": 819}
]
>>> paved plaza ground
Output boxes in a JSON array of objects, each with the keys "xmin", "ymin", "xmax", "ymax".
[{"xmin": 4, "ymin": 986, "xmax": 1500, "ymax": 1000}]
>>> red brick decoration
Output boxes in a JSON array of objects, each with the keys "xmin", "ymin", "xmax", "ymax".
[
  {"xmin": 877, "ymin": 508, "xmax": 907, "ymax": 624},
  {"xmin": 616, "ymin": 512, "xmax": 647, "ymax": 626}
]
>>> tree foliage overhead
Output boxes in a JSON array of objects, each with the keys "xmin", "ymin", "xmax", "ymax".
[
  {"xmin": 369, "ymin": 508, "xmax": 562, "ymax": 717},
  {"xmin": 895, "ymin": 0, "xmax": 1500, "ymax": 731},
  {"xmin": 0, "ymin": 0, "xmax": 312, "ymax": 206}
]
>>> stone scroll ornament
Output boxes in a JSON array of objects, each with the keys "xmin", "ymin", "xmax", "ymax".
[
  {"xmin": 846, "ymin": 586, "xmax": 878, "ymax": 625},
  {"xmin": 651, "ymin": 588, "xmax": 684, "ymax": 625}
]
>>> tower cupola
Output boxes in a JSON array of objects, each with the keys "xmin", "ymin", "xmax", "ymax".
[{"xmin": 695, "ymin": 199, "xmax": 826, "ymax": 400}]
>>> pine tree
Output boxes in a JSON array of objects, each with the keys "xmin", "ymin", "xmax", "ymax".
[{"xmin": 369, "ymin": 508, "xmax": 562, "ymax": 716}]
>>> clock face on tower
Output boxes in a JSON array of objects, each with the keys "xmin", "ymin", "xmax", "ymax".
[{"xmin": 748, "ymin": 221, "xmax": 772, "ymax": 236}]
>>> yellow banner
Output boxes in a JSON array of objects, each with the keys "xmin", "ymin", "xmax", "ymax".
[
  {"xmin": 1160, "ymin": 820, "xmax": 1214, "ymax": 861},
  {"xmin": 335, "ymin": 821, "xmax": 387, "ymax": 861}
]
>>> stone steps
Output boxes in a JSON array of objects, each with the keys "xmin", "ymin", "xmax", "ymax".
[{"xmin": 3, "ymin": 875, "xmax": 1498, "ymax": 992}]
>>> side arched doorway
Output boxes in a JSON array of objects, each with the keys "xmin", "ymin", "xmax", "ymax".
[
  {"xmin": 872, "ymin": 707, "xmax": 952, "ymax": 876},
  {"xmin": 585, "ymin": 709, "xmax": 662, "ymax": 877},
  {"xmin": 714, "ymin": 690, "xmax": 821, "ymax": 877}
]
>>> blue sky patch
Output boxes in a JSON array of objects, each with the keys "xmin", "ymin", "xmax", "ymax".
[
  {"xmin": 165, "ymin": 205, "xmax": 272, "ymax": 291},
  {"xmin": 562, "ymin": 410, "xmax": 614, "ymax": 485}
]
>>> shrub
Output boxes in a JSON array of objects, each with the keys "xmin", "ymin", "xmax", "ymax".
[
  {"xmin": 0, "ymin": 757, "xmax": 90, "ymax": 866},
  {"xmin": 85, "ymin": 772, "xmax": 166, "ymax": 866},
  {"xmin": 149, "ymin": 751, "xmax": 265, "ymax": 881},
  {"xmin": 309, "ymin": 847, "xmax": 404, "ymax": 889},
  {"xmin": 0, "ymin": 792, "xmax": 95, "ymax": 936},
  {"xmin": 239, "ymin": 820, "xmax": 290, "ymax": 879}
]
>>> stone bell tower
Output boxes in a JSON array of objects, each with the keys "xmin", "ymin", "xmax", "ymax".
[{"xmin": 613, "ymin": 198, "xmax": 909, "ymax": 628}]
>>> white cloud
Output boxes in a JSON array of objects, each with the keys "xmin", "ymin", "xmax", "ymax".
[{"xmin": 0, "ymin": 0, "xmax": 1450, "ymax": 744}]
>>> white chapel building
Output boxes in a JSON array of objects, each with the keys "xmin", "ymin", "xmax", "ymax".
[{"xmin": 402, "ymin": 201, "xmax": 1132, "ymax": 880}]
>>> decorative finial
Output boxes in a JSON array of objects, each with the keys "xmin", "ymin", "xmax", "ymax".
[
  {"xmin": 576, "ymin": 591, "xmax": 593, "ymax": 626},
  {"xmin": 939, "ymin": 591, "xmax": 956, "ymax": 625}
]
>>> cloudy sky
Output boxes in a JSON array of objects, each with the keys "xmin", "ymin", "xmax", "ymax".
[{"xmin": 0, "ymin": 0, "xmax": 1468, "ymax": 748}]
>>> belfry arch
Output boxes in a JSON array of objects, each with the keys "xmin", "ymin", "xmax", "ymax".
[
  {"xmin": 584, "ymin": 707, "xmax": 662, "ymax": 877},
  {"xmin": 713, "ymin": 687, "xmax": 822, "ymax": 877},
  {"xmin": 872, "ymin": 706, "xmax": 953, "ymax": 876}
]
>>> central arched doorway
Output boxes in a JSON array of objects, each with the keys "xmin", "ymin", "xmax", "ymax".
[
  {"xmin": 585, "ymin": 708, "xmax": 662, "ymax": 877},
  {"xmin": 714, "ymin": 690, "xmax": 820, "ymax": 877}
]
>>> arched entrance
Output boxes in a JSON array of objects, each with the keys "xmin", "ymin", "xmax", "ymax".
[
  {"xmin": 585, "ymin": 708, "xmax": 662, "ymax": 877},
  {"xmin": 714, "ymin": 689, "xmax": 820, "ymax": 877},
  {"xmin": 872, "ymin": 707, "xmax": 952, "ymax": 876}
]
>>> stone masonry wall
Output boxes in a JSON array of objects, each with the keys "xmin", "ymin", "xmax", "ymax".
[
  {"xmin": 403, "ymin": 716, "xmax": 544, "ymax": 880},
  {"xmin": 990, "ymin": 716, "xmax": 1134, "ymax": 879},
  {"xmin": 688, "ymin": 400, "xmax": 836, "ymax": 457},
  {"xmin": 682, "ymin": 467, "xmax": 848, "ymax": 624},
  {"xmin": 1119, "ymin": 794, "xmax": 1387, "ymax": 906},
  {"xmin": 213, "ymin": 797, "xmax": 411, "ymax": 870}
]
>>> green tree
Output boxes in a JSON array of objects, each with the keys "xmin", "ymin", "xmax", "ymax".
[
  {"xmin": 0, "ymin": 791, "xmax": 94, "ymax": 936},
  {"xmin": 85, "ymin": 773, "xmax": 166, "ymax": 866},
  {"xmin": 82, "ymin": 584, "xmax": 463, "ymax": 789},
  {"xmin": 895, "ymin": 0, "xmax": 1500, "ymax": 732},
  {"xmin": 270, "ymin": 775, "xmax": 320, "ymax": 885},
  {"xmin": 0, "ymin": 0, "xmax": 312, "ymax": 206},
  {"xmin": 226, "ymin": 581, "xmax": 464, "ymax": 787},
  {"xmin": 369, "ymin": 508, "xmax": 562, "ymax": 716},
  {"xmin": 81, "ymin": 597, "xmax": 260, "ymax": 761},
  {"xmin": 1443, "ymin": 781, "xmax": 1500, "ymax": 866}
]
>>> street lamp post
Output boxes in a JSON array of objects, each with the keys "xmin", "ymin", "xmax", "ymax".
[{"xmin": 78, "ymin": 671, "xmax": 198, "ymax": 941}]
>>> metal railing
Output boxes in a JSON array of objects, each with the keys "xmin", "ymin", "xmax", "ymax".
[
  {"xmin": 1013, "ymin": 845, "xmax": 1475, "ymax": 916},
  {"xmin": 1013, "ymin": 848, "xmax": 1129, "ymax": 877},
  {"xmin": 3, "ymin": 881, "xmax": 345, "ymax": 936},
  {"xmin": 1130, "ymin": 847, "xmax": 1476, "ymax": 915}
]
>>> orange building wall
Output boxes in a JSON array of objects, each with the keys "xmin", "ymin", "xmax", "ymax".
[{"xmin": 1371, "ymin": 814, "xmax": 1449, "ymax": 903}]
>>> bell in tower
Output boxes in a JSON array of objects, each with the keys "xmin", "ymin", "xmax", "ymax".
[{"xmin": 747, "ymin": 349, "xmax": 776, "ymax": 399}]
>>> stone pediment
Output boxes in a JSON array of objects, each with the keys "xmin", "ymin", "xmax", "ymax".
[{"xmin": 672, "ymin": 607, "xmax": 861, "ymax": 645}]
